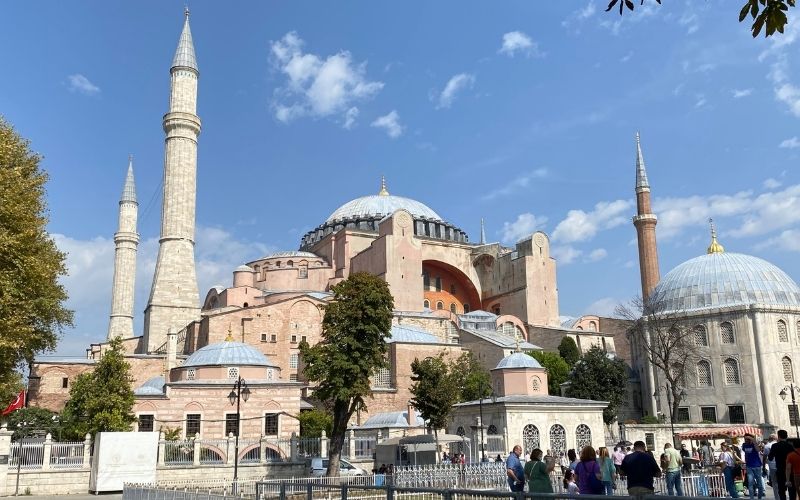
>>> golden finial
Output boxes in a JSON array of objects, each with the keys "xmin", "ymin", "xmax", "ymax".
[
  {"xmin": 378, "ymin": 175, "xmax": 389, "ymax": 196},
  {"xmin": 225, "ymin": 323, "xmax": 234, "ymax": 342},
  {"xmin": 707, "ymin": 218, "xmax": 725, "ymax": 254},
  {"xmin": 184, "ymin": 5, "xmax": 190, "ymax": 18}
]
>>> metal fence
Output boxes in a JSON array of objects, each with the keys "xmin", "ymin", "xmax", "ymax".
[
  {"xmin": 347, "ymin": 436, "xmax": 377, "ymax": 460},
  {"xmin": 9, "ymin": 441, "xmax": 44, "ymax": 470},
  {"xmin": 393, "ymin": 463, "xmax": 507, "ymax": 490},
  {"xmin": 124, "ymin": 484, "xmax": 246, "ymax": 500},
  {"xmin": 49, "ymin": 441, "xmax": 85, "ymax": 469},
  {"xmin": 164, "ymin": 440, "xmax": 195, "ymax": 466}
]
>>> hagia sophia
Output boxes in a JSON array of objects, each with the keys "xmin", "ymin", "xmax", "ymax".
[{"xmin": 27, "ymin": 11, "xmax": 800, "ymax": 454}]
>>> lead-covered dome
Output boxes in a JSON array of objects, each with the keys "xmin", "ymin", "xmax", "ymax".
[
  {"xmin": 183, "ymin": 341, "xmax": 277, "ymax": 368},
  {"xmin": 495, "ymin": 352, "xmax": 542, "ymax": 370},
  {"xmin": 326, "ymin": 194, "xmax": 442, "ymax": 223},
  {"xmin": 654, "ymin": 252, "xmax": 800, "ymax": 313}
]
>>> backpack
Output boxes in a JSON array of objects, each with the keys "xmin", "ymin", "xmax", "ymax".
[{"xmin": 577, "ymin": 460, "xmax": 604, "ymax": 495}]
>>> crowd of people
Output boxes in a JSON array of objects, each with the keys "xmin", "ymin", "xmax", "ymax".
[{"xmin": 503, "ymin": 429, "xmax": 800, "ymax": 498}]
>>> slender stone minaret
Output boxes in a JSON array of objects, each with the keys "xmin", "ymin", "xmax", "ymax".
[
  {"xmin": 632, "ymin": 132, "xmax": 660, "ymax": 301},
  {"xmin": 108, "ymin": 156, "xmax": 139, "ymax": 340},
  {"xmin": 143, "ymin": 8, "xmax": 201, "ymax": 352},
  {"xmin": 479, "ymin": 218, "xmax": 486, "ymax": 245}
]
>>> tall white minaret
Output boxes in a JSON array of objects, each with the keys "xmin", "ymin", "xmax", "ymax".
[
  {"xmin": 143, "ymin": 8, "xmax": 201, "ymax": 352},
  {"xmin": 108, "ymin": 156, "xmax": 139, "ymax": 340}
]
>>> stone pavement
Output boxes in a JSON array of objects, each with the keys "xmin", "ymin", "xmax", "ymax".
[{"xmin": 24, "ymin": 494, "xmax": 122, "ymax": 499}]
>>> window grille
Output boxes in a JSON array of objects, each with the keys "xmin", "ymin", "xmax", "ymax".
[
  {"xmin": 700, "ymin": 406, "xmax": 717, "ymax": 423},
  {"xmin": 187, "ymin": 368, "xmax": 196, "ymax": 381},
  {"xmin": 289, "ymin": 374, "xmax": 298, "ymax": 382},
  {"xmin": 138, "ymin": 414, "xmax": 154, "ymax": 432},
  {"xmin": 549, "ymin": 424, "xmax": 566, "ymax": 455},
  {"xmin": 676, "ymin": 407, "xmax": 690, "ymax": 423},
  {"xmin": 522, "ymin": 424, "xmax": 540, "ymax": 455},
  {"xmin": 289, "ymin": 353, "xmax": 299, "ymax": 369},
  {"xmin": 790, "ymin": 405, "xmax": 800, "ymax": 426},
  {"xmin": 720, "ymin": 322, "xmax": 735, "ymax": 344},
  {"xmin": 456, "ymin": 426, "xmax": 465, "ymax": 437},
  {"xmin": 186, "ymin": 414, "xmax": 201, "ymax": 437},
  {"xmin": 267, "ymin": 369, "xmax": 274, "ymax": 380},
  {"xmin": 728, "ymin": 405, "xmax": 745, "ymax": 424},
  {"xmin": 264, "ymin": 414, "xmax": 279, "ymax": 435},
  {"xmin": 575, "ymin": 424, "xmax": 592, "ymax": 450},
  {"xmin": 227, "ymin": 367, "xmax": 239, "ymax": 380},
  {"xmin": 487, "ymin": 425, "xmax": 498, "ymax": 435},
  {"xmin": 532, "ymin": 377, "xmax": 541, "ymax": 391},
  {"xmin": 373, "ymin": 366, "xmax": 391, "ymax": 389},
  {"xmin": 498, "ymin": 322, "xmax": 515, "ymax": 336},
  {"xmin": 697, "ymin": 361, "xmax": 712, "ymax": 387},
  {"xmin": 225, "ymin": 414, "xmax": 239, "ymax": 437},
  {"xmin": 783, "ymin": 356, "xmax": 794, "ymax": 383},
  {"xmin": 723, "ymin": 358, "xmax": 740, "ymax": 385},
  {"xmin": 645, "ymin": 433, "xmax": 655, "ymax": 451},
  {"xmin": 693, "ymin": 325, "xmax": 708, "ymax": 346},
  {"xmin": 779, "ymin": 320, "xmax": 789, "ymax": 342}
]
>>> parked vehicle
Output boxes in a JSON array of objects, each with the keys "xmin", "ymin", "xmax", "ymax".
[{"xmin": 305, "ymin": 457, "xmax": 367, "ymax": 476}]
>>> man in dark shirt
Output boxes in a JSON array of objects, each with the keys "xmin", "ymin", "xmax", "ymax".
[
  {"xmin": 768, "ymin": 430, "xmax": 795, "ymax": 500},
  {"xmin": 621, "ymin": 440, "xmax": 662, "ymax": 496}
]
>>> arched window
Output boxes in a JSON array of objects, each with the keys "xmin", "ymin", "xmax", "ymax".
[
  {"xmin": 779, "ymin": 320, "xmax": 789, "ymax": 342},
  {"xmin": 549, "ymin": 424, "xmax": 566, "ymax": 455},
  {"xmin": 532, "ymin": 377, "xmax": 541, "ymax": 391},
  {"xmin": 723, "ymin": 358, "xmax": 741, "ymax": 385},
  {"xmin": 697, "ymin": 360, "xmax": 713, "ymax": 387},
  {"xmin": 588, "ymin": 321, "xmax": 597, "ymax": 331},
  {"xmin": 456, "ymin": 426, "xmax": 465, "ymax": 437},
  {"xmin": 423, "ymin": 299, "xmax": 430, "ymax": 309},
  {"xmin": 275, "ymin": 261, "xmax": 281, "ymax": 268},
  {"xmin": 693, "ymin": 325, "xmax": 708, "ymax": 346},
  {"xmin": 436, "ymin": 301, "xmax": 444, "ymax": 310},
  {"xmin": 523, "ymin": 424, "xmax": 540, "ymax": 455},
  {"xmin": 450, "ymin": 303, "xmax": 457, "ymax": 314},
  {"xmin": 487, "ymin": 424, "xmax": 498, "ymax": 435},
  {"xmin": 463, "ymin": 303, "xmax": 471, "ymax": 313},
  {"xmin": 498, "ymin": 322, "xmax": 515, "ymax": 336},
  {"xmin": 720, "ymin": 322, "xmax": 735, "ymax": 344},
  {"xmin": 784, "ymin": 356, "xmax": 795, "ymax": 383},
  {"xmin": 575, "ymin": 424, "xmax": 592, "ymax": 450},
  {"xmin": 287, "ymin": 260, "xmax": 293, "ymax": 267}
]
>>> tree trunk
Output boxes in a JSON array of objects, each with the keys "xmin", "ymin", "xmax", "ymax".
[{"xmin": 327, "ymin": 400, "xmax": 350, "ymax": 477}]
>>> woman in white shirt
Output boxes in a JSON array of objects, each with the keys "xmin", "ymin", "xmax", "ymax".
[{"xmin": 718, "ymin": 443, "xmax": 739, "ymax": 499}]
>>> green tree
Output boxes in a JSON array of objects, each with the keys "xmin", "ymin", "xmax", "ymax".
[
  {"xmin": 605, "ymin": 0, "xmax": 795, "ymax": 38},
  {"xmin": 410, "ymin": 352, "xmax": 461, "ymax": 456},
  {"xmin": 298, "ymin": 409, "xmax": 333, "ymax": 437},
  {"xmin": 61, "ymin": 336, "xmax": 135, "ymax": 439},
  {"xmin": 7, "ymin": 407, "xmax": 59, "ymax": 440},
  {"xmin": 529, "ymin": 351, "xmax": 570, "ymax": 396},
  {"xmin": 449, "ymin": 351, "xmax": 491, "ymax": 402},
  {"xmin": 299, "ymin": 272, "xmax": 394, "ymax": 476},
  {"xmin": 558, "ymin": 336, "xmax": 580, "ymax": 367},
  {"xmin": 565, "ymin": 346, "xmax": 628, "ymax": 424},
  {"xmin": 0, "ymin": 117, "xmax": 73, "ymax": 408}
]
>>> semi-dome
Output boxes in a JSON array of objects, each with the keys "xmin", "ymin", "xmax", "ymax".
[
  {"xmin": 326, "ymin": 194, "xmax": 442, "ymax": 223},
  {"xmin": 495, "ymin": 352, "xmax": 542, "ymax": 370},
  {"xmin": 654, "ymin": 252, "xmax": 800, "ymax": 313},
  {"xmin": 183, "ymin": 341, "xmax": 277, "ymax": 368}
]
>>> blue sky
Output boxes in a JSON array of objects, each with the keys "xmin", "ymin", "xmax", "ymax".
[{"xmin": 4, "ymin": 1, "xmax": 800, "ymax": 357}]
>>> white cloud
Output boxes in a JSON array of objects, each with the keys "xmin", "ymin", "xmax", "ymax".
[
  {"xmin": 562, "ymin": 2, "xmax": 597, "ymax": 34},
  {"xmin": 437, "ymin": 73, "xmax": 475, "ymax": 109},
  {"xmin": 499, "ymin": 31, "xmax": 541, "ymax": 57},
  {"xmin": 482, "ymin": 169, "xmax": 548, "ymax": 201},
  {"xmin": 764, "ymin": 178, "xmax": 783, "ymax": 189},
  {"xmin": 678, "ymin": 12, "xmax": 699, "ymax": 35},
  {"xmin": 270, "ymin": 32, "xmax": 383, "ymax": 125},
  {"xmin": 759, "ymin": 229, "xmax": 800, "ymax": 252},
  {"xmin": 67, "ymin": 74, "xmax": 100, "ymax": 95},
  {"xmin": 780, "ymin": 136, "xmax": 800, "ymax": 149},
  {"xmin": 551, "ymin": 200, "xmax": 632, "ymax": 244},
  {"xmin": 583, "ymin": 297, "xmax": 622, "ymax": 317},
  {"xmin": 694, "ymin": 95, "xmax": 707, "ymax": 108},
  {"xmin": 620, "ymin": 51, "xmax": 633, "ymax": 63},
  {"xmin": 371, "ymin": 110, "xmax": 404, "ymax": 138},
  {"xmin": 732, "ymin": 88, "xmax": 753, "ymax": 99},
  {"xmin": 500, "ymin": 213, "xmax": 547, "ymax": 244},
  {"xmin": 584, "ymin": 248, "xmax": 608, "ymax": 263},
  {"xmin": 551, "ymin": 245, "xmax": 582, "ymax": 265},
  {"xmin": 343, "ymin": 107, "xmax": 359, "ymax": 129}
]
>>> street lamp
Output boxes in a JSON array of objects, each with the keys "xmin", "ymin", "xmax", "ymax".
[
  {"xmin": 227, "ymin": 377, "xmax": 250, "ymax": 487},
  {"xmin": 779, "ymin": 385, "xmax": 800, "ymax": 438},
  {"xmin": 477, "ymin": 380, "xmax": 496, "ymax": 463},
  {"xmin": 654, "ymin": 386, "xmax": 687, "ymax": 446}
]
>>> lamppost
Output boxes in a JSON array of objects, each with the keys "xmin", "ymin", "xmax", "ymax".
[
  {"xmin": 477, "ymin": 380, "xmax": 496, "ymax": 463},
  {"xmin": 654, "ymin": 386, "xmax": 687, "ymax": 446},
  {"xmin": 227, "ymin": 376, "xmax": 250, "ymax": 488},
  {"xmin": 779, "ymin": 385, "xmax": 800, "ymax": 438}
]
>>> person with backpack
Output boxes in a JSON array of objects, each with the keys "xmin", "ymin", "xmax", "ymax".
[{"xmin": 575, "ymin": 445, "xmax": 604, "ymax": 495}]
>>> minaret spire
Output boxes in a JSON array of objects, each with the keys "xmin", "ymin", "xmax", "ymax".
[
  {"xmin": 632, "ymin": 132, "xmax": 660, "ymax": 301},
  {"xmin": 707, "ymin": 218, "xmax": 725, "ymax": 254},
  {"xmin": 108, "ymin": 156, "xmax": 139, "ymax": 340},
  {"xmin": 378, "ymin": 175, "xmax": 389, "ymax": 196},
  {"xmin": 144, "ymin": 10, "xmax": 202, "ymax": 353},
  {"xmin": 479, "ymin": 218, "xmax": 486, "ymax": 244}
]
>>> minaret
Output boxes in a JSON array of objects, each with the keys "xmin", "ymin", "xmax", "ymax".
[
  {"xmin": 479, "ymin": 218, "xmax": 486, "ymax": 245},
  {"xmin": 143, "ymin": 8, "xmax": 201, "ymax": 352},
  {"xmin": 632, "ymin": 132, "xmax": 660, "ymax": 301},
  {"xmin": 108, "ymin": 156, "xmax": 139, "ymax": 340}
]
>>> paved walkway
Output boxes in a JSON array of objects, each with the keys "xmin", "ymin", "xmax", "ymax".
[{"xmin": 23, "ymin": 495, "xmax": 122, "ymax": 499}]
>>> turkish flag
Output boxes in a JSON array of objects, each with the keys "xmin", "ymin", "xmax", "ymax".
[{"xmin": 1, "ymin": 390, "xmax": 25, "ymax": 416}]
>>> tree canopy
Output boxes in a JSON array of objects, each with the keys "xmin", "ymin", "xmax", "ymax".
[
  {"xmin": 61, "ymin": 336, "xmax": 135, "ymax": 439},
  {"xmin": 558, "ymin": 336, "xmax": 580, "ymax": 367},
  {"xmin": 6, "ymin": 406, "xmax": 60, "ymax": 440},
  {"xmin": 410, "ymin": 353, "xmax": 461, "ymax": 433},
  {"xmin": 298, "ymin": 409, "xmax": 333, "ymax": 437},
  {"xmin": 449, "ymin": 351, "xmax": 492, "ymax": 402},
  {"xmin": 529, "ymin": 351, "xmax": 570, "ymax": 396},
  {"xmin": 565, "ymin": 346, "xmax": 628, "ymax": 424},
  {"xmin": 606, "ymin": 0, "xmax": 796, "ymax": 38},
  {"xmin": 0, "ymin": 117, "xmax": 73, "ymax": 408},
  {"xmin": 299, "ymin": 272, "xmax": 394, "ymax": 476}
]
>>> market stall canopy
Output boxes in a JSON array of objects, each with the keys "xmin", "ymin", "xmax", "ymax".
[{"xmin": 677, "ymin": 425, "xmax": 762, "ymax": 440}]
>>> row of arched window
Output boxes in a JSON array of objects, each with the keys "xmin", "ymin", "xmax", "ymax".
[
  {"xmin": 521, "ymin": 424, "xmax": 592, "ymax": 455},
  {"xmin": 423, "ymin": 300, "xmax": 470, "ymax": 314},
  {"xmin": 692, "ymin": 319, "xmax": 800, "ymax": 346},
  {"xmin": 695, "ymin": 358, "xmax": 741, "ymax": 386}
]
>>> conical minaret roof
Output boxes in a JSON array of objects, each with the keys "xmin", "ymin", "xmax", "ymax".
[
  {"xmin": 635, "ymin": 132, "xmax": 650, "ymax": 191},
  {"xmin": 121, "ymin": 155, "xmax": 137, "ymax": 203},
  {"xmin": 172, "ymin": 8, "xmax": 198, "ymax": 71}
]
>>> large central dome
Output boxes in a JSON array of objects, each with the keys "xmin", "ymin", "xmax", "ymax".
[
  {"xmin": 654, "ymin": 252, "xmax": 800, "ymax": 313},
  {"xmin": 326, "ymin": 194, "xmax": 442, "ymax": 223}
]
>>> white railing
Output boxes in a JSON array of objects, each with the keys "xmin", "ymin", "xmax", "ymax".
[
  {"xmin": 9, "ymin": 437, "xmax": 91, "ymax": 471},
  {"xmin": 163, "ymin": 440, "xmax": 193, "ymax": 466},
  {"xmin": 297, "ymin": 437, "xmax": 320, "ymax": 458},
  {"xmin": 49, "ymin": 441, "xmax": 85, "ymax": 469},
  {"xmin": 9, "ymin": 441, "xmax": 44, "ymax": 470},
  {"xmin": 160, "ymin": 436, "xmax": 304, "ymax": 467}
]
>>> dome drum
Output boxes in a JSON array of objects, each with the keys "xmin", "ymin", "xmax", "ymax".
[{"xmin": 301, "ymin": 214, "xmax": 468, "ymax": 249}]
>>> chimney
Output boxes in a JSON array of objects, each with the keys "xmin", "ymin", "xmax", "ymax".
[{"xmin": 407, "ymin": 403, "xmax": 416, "ymax": 426}]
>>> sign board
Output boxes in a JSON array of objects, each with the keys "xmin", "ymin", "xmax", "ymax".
[
  {"xmin": 89, "ymin": 431, "xmax": 159, "ymax": 493},
  {"xmin": 0, "ymin": 454, "xmax": 8, "ymax": 465}
]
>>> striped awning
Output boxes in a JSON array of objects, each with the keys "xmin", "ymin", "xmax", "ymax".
[
  {"xmin": 677, "ymin": 425, "xmax": 761, "ymax": 440},
  {"xmin": 723, "ymin": 425, "xmax": 762, "ymax": 438}
]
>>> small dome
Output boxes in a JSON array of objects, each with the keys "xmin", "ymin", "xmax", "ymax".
[
  {"xmin": 655, "ymin": 252, "xmax": 800, "ymax": 313},
  {"xmin": 183, "ymin": 341, "xmax": 277, "ymax": 368},
  {"xmin": 495, "ymin": 352, "xmax": 542, "ymax": 370},
  {"xmin": 234, "ymin": 265, "xmax": 253, "ymax": 272},
  {"xmin": 326, "ymin": 194, "xmax": 442, "ymax": 223},
  {"xmin": 134, "ymin": 376, "xmax": 165, "ymax": 396}
]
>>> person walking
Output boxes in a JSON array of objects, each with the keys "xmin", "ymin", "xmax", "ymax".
[
  {"xmin": 720, "ymin": 442, "xmax": 741, "ymax": 499},
  {"xmin": 568, "ymin": 448, "xmax": 579, "ymax": 471},
  {"xmin": 506, "ymin": 445, "xmax": 525, "ymax": 492},
  {"xmin": 575, "ymin": 445, "xmax": 604, "ymax": 495},
  {"xmin": 764, "ymin": 434, "xmax": 779, "ymax": 500},
  {"xmin": 663, "ymin": 442, "xmax": 684, "ymax": 496},
  {"xmin": 680, "ymin": 444, "xmax": 692, "ymax": 474},
  {"xmin": 598, "ymin": 446, "xmax": 618, "ymax": 495},
  {"xmin": 742, "ymin": 433, "xmax": 766, "ymax": 499},
  {"xmin": 769, "ymin": 430, "xmax": 795, "ymax": 500},
  {"xmin": 613, "ymin": 446, "xmax": 626, "ymax": 476},
  {"xmin": 525, "ymin": 448, "xmax": 555, "ymax": 494},
  {"xmin": 621, "ymin": 440, "xmax": 661, "ymax": 496}
]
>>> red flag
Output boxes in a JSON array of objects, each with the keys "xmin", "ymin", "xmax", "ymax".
[{"xmin": 1, "ymin": 390, "xmax": 25, "ymax": 416}]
